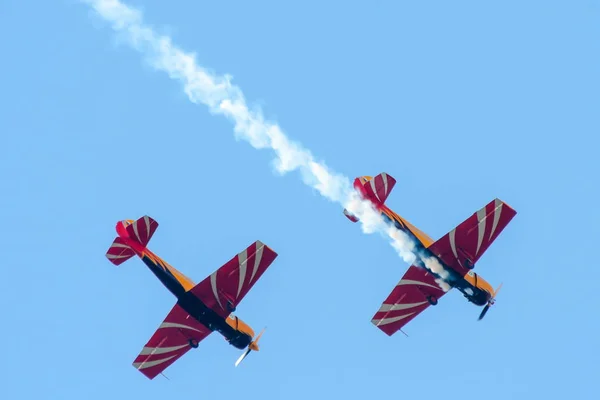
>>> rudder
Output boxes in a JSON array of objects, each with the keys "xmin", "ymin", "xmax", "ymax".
[
  {"xmin": 122, "ymin": 216, "xmax": 159, "ymax": 247},
  {"xmin": 358, "ymin": 172, "xmax": 396, "ymax": 205},
  {"xmin": 343, "ymin": 173, "xmax": 397, "ymax": 222}
]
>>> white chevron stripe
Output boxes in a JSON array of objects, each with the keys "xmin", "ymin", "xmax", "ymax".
[
  {"xmin": 250, "ymin": 242, "xmax": 264, "ymax": 283},
  {"xmin": 372, "ymin": 312, "xmax": 416, "ymax": 326},
  {"xmin": 476, "ymin": 208, "xmax": 487, "ymax": 255},
  {"xmin": 159, "ymin": 322, "xmax": 203, "ymax": 332},
  {"xmin": 397, "ymin": 279, "xmax": 443, "ymax": 291},
  {"xmin": 111, "ymin": 242, "xmax": 130, "ymax": 248},
  {"xmin": 106, "ymin": 253, "xmax": 131, "ymax": 259},
  {"xmin": 369, "ymin": 179, "xmax": 381, "ymax": 202},
  {"xmin": 132, "ymin": 219, "xmax": 141, "ymax": 243},
  {"xmin": 489, "ymin": 199, "xmax": 503, "ymax": 240},
  {"xmin": 378, "ymin": 301, "xmax": 427, "ymax": 312},
  {"xmin": 143, "ymin": 216, "xmax": 151, "ymax": 242},
  {"xmin": 210, "ymin": 271, "xmax": 224, "ymax": 310},
  {"xmin": 139, "ymin": 344, "xmax": 188, "ymax": 355},
  {"xmin": 449, "ymin": 229, "xmax": 460, "ymax": 264},
  {"xmin": 133, "ymin": 355, "xmax": 177, "ymax": 370},
  {"xmin": 237, "ymin": 248, "xmax": 248, "ymax": 298},
  {"xmin": 381, "ymin": 173, "xmax": 389, "ymax": 198}
]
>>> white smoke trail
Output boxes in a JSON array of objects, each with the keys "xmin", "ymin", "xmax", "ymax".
[{"xmin": 82, "ymin": 0, "xmax": 449, "ymax": 292}]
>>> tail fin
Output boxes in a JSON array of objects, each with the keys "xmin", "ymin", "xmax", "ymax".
[
  {"xmin": 343, "ymin": 173, "xmax": 397, "ymax": 222},
  {"xmin": 105, "ymin": 216, "xmax": 159, "ymax": 266},
  {"xmin": 119, "ymin": 216, "xmax": 159, "ymax": 247},
  {"xmin": 356, "ymin": 173, "xmax": 396, "ymax": 206}
]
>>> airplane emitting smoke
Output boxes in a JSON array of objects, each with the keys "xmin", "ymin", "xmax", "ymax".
[{"xmin": 83, "ymin": 0, "xmax": 445, "ymax": 289}]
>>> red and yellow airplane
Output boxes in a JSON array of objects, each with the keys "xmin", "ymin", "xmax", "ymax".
[
  {"xmin": 105, "ymin": 215, "xmax": 278, "ymax": 379},
  {"xmin": 343, "ymin": 173, "xmax": 517, "ymax": 335}
]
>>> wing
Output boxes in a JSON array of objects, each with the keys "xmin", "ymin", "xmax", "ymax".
[
  {"xmin": 427, "ymin": 198, "xmax": 517, "ymax": 276},
  {"xmin": 189, "ymin": 240, "xmax": 278, "ymax": 318},
  {"xmin": 132, "ymin": 303, "xmax": 212, "ymax": 379},
  {"xmin": 372, "ymin": 265, "xmax": 448, "ymax": 336}
]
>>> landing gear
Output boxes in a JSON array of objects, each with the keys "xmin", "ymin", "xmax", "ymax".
[
  {"xmin": 227, "ymin": 300, "xmax": 236, "ymax": 313},
  {"xmin": 463, "ymin": 259, "xmax": 474, "ymax": 269},
  {"xmin": 188, "ymin": 339, "xmax": 199, "ymax": 348},
  {"xmin": 426, "ymin": 295, "xmax": 438, "ymax": 306}
]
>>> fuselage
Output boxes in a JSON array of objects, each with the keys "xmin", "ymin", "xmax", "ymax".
[
  {"xmin": 354, "ymin": 179, "xmax": 494, "ymax": 306},
  {"xmin": 116, "ymin": 221, "xmax": 256, "ymax": 350}
]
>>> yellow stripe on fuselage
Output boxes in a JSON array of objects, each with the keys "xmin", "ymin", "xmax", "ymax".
[
  {"xmin": 382, "ymin": 207, "xmax": 435, "ymax": 248},
  {"xmin": 143, "ymin": 250, "xmax": 196, "ymax": 291}
]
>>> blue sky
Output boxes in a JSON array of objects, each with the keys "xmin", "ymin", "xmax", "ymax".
[{"xmin": 1, "ymin": 0, "xmax": 598, "ymax": 398}]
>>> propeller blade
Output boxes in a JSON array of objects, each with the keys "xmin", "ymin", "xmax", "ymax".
[
  {"xmin": 235, "ymin": 348, "xmax": 251, "ymax": 367},
  {"xmin": 494, "ymin": 282, "xmax": 503, "ymax": 297},
  {"xmin": 254, "ymin": 327, "xmax": 266, "ymax": 345},
  {"xmin": 478, "ymin": 304, "xmax": 490, "ymax": 321},
  {"xmin": 478, "ymin": 283, "xmax": 503, "ymax": 321}
]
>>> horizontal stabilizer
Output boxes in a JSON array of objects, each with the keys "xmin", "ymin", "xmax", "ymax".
[
  {"xmin": 343, "ymin": 208, "xmax": 359, "ymax": 222},
  {"xmin": 105, "ymin": 237, "xmax": 135, "ymax": 266}
]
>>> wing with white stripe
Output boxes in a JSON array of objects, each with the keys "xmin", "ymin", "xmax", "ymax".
[
  {"xmin": 372, "ymin": 265, "xmax": 448, "ymax": 336},
  {"xmin": 189, "ymin": 240, "xmax": 278, "ymax": 318},
  {"xmin": 132, "ymin": 303, "xmax": 212, "ymax": 379},
  {"xmin": 105, "ymin": 237, "xmax": 135, "ymax": 266},
  {"xmin": 427, "ymin": 198, "xmax": 517, "ymax": 276}
]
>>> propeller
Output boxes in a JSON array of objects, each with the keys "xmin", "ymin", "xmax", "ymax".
[
  {"xmin": 234, "ymin": 327, "xmax": 266, "ymax": 367},
  {"xmin": 478, "ymin": 283, "xmax": 503, "ymax": 321}
]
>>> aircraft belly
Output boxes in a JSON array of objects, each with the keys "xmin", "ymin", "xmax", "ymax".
[
  {"xmin": 176, "ymin": 291, "xmax": 246, "ymax": 347},
  {"xmin": 140, "ymin": 256, "xmax": 245, "ymax": 343},
  {"xmin": 381, "ymin": 213, "xmax": 462, "ymax": 285},
  {"xmin": 450, "ymin": 277, "xmax": 488, "ymax": 305},
  {"xmin": 141, "ymin": 256, "xmax": 186, "ymax": 298}
]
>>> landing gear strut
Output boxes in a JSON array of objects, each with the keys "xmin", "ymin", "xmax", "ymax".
[
  {"xmin": 227, "ymin": 300, "xmax": 236, "ymax": 313},
  {"xmin": 463, "ymin": 259, "xmax": 474, "ymax": 269}
]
